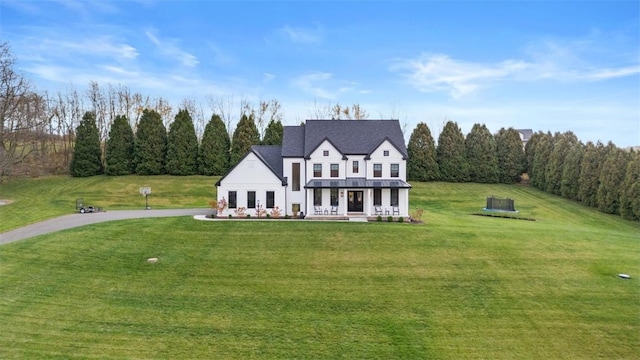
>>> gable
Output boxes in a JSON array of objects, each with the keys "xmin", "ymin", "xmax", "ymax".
[
  {"xmin": 368, "ymin": 138, "xmax": 407, "ymax": 160},
  {"xmin": 216, "ymin": 152, "xmax": 282, "ymax": 187},
  {"xmin": 306, "ymin": 138, "xmax": 345, "ymax": 160}
]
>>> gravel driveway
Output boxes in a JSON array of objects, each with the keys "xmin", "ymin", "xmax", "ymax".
[{"xmin": 0, "ymin": 208, "xmax": 212, "ymax": 245}]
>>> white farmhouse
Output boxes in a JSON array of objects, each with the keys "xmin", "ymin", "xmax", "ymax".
[{"xmin": 215, "ymin": 120, "xmax": 411, "ymax": 218}]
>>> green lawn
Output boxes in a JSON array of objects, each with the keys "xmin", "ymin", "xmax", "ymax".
[
  {"xmin": 0, "ymin": 177, "xmax": 638, "ymax": 358},
  {"xmin": 0, "ymin": 175, "xmax": 214, "ymax": 232}
]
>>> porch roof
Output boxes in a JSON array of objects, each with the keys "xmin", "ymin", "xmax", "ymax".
[{"xmin": 304, "ymin": 178, "xmax": 412, "ymax": 189}]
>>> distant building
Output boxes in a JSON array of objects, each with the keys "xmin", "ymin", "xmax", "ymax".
[{"xmin": 515, "ymin": 129, "xmax": 533, "ymax": 149}]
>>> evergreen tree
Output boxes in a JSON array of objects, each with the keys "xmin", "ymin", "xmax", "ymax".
[
  {"xmin": 578, "ymin": 141, "xmax": 605, "ymax": 207},
  {"xmin": 70, "ymin": 111, "xmax": 103, "ymax": 177},
  {"xmin": 596, "ymin": 145, "xmax": 628, "ymax": 215},
  {"xmin": 407, "ymin": 122, "xmax": 439, "ymax": 181},
  {"xmin": 530, "ymin": 132, "xmax": 554, "ymax": 190},
  {"xmin": 495, "ymin": 127, "xmax": 526, "ymax": 184},
  {"xmin": 230, "ymin": 113, "xmax": 260, "ymax": 165},
  {"xmin": 134, "ymin": 109, "xmax": 167, "ymax": 175},
  {"xmin": 560, "ymin": 141, "xmax": 584, "ymax": 201},
  {"xmin": 545, "ymin": 132, "xmax": 578, "ymax": 195},
  {"xmin": 105, "ymin": 115, "xmax": 134, "ymax": 175},
  {"xmin": 437, "ymin": 121, "xmax": 469, "ymax": 182},
  {"xmin": 262, "ymin": 119, "xmax": 284, "ymax": 145},
  {"xmin": 166, "ymin": 109, "xmax": 199, "ymax": 175},
  {"xmin": 524, "ymin": 131, "xmax": 543, "ymax": 175},
  {"xmin": 619, "ymin": 152, "xmax": 640, "ymax": 221},
  {"xmin": 465, "ymin": 123, "xmax": 498, "ymax": 183},
  {"xmin": 198, "ymin": 114, "xmax": 231, "ymax": 176}
]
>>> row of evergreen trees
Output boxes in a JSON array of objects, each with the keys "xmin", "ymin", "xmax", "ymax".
[
  {"xmin": 525, "ymin": 132, "xmax": 639, "ymax": 220},
  {"xmin": 70, "ymin": 109, "xmax": 283, "ymax": 177},
  {"xmin": 406, "ymin": 121, "xmax": 526, "ymax": 184}
]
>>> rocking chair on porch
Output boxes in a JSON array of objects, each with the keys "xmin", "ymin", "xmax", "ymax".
[
  {"xmin": 314, "ymin": 206, "xmax": 322, "ymax": 215},
  {"xmin": 330, "ymin": 206, "xmax": 338, "ymax": 215}
]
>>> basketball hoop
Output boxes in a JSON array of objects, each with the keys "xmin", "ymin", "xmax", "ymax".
[{"xmin": 140, "ymin": 187, "xmax": 151, "ymax": 209}]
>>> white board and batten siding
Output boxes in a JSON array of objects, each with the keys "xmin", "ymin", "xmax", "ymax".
[{"xmin": 217, "ymin": 152, "xmax": 285, "ymax": 217}]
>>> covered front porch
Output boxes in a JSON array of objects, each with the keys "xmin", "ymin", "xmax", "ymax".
[{"xmin": 303, "ymin": 178, "xmax": 412, "ymax": 218}]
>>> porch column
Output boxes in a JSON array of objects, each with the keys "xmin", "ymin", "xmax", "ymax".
[
  {"xmin": 404, "ymin": 188, "xmax": 409, "ymax": 216},
  {"xmin": 342, "ymin": 189, "xmax": 347, "ymax": 216},
  {"xmin": 366, "ymin": 188, "xmax": 372, "ymax": 216}
]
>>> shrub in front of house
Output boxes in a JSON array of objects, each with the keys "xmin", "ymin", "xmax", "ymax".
[
  {"xmin": 387, "ymin": 216, "xmax": 393, "ymax": 222},
  {"xmin": 377, "ymin": 215, "xmax": 382, "ymax": 222},
  {"xmin": 398, "ymin": 217, "xmax": 404, "ymax": 223}
]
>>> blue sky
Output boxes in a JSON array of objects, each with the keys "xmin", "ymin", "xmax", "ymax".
[{"xmin": 1, "ymin": 0, "xmax": 639, "ymax": 146}]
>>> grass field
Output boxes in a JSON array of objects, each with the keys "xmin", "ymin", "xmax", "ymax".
[
  {"xmin": 0, "ymin": 176, "xmax": 638, "ymax": 358},
  {"xmin": 0, "ymin": 175, "xmax": 213, "ymax": 232}
]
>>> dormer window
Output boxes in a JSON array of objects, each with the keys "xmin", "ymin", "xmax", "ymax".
[
  {"xmin": 383, "ymin": 150, "xmax": 389, "ymax": 156},
  {"xmin": 323, "ymin": 150, "xmax": 329, "ymax": 156}
]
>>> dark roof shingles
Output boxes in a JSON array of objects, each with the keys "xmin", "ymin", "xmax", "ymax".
[{"xmin": 303, "ymin": 120, "xmax": 407, "ymax": 158}]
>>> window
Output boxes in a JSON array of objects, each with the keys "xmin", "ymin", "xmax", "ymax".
[
  {"xmin": 391, "ymin": 164, "xmax": 399, "ymax": 178},
  {"xmin": 330, "ymin": 164, "xmax": 339, "ymax": 177},
  {"xmin": 353, "ymin": 161, "xmax": 359, "ymax": 173},
  {"xmin": 383, "ymin": 150, "xmax": 389, "ymax": 156},
  {"xmin": 314, "ymin": 188, "xmax": 322, "ymax": 206},
  {"xmin": 292, "ymin": 163, "xmax": 300, "ymax": 191},
  {"xmin": 323, "ymin": 150, "xmax": 329, "ymax": 156},
  {"xmin": 330, "ymin": 188, "xmax": 339, "ymax": 206},
  {"xmin": 247, "ymin": 191, "xmax": 256, "ymax": 208},
  {"xmin": 228, "ymin": 191, "xmax": 237, "ymax": 209},
  {"xmin": 373, "ymin": 163, "xmax": 382, "ymax": 177},
  {"xmin": 314, "ymin": 164, "xmax": 322, "ymax": 177},
  {"xmin": 373, "ymin": 189, "xmax": 382, "ymax": 206},
  {"xmin": 266, "ymin": 191, "xmax": 275, "ymax": 208},
  {"xmin": 390, "ymin": 188, "xmax": 399, "ymax": 206}
]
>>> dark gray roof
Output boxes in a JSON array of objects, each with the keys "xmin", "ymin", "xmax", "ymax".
[
  {"xmin": 304, "ymin": 178, "xmax": 411, "ymax": 189},
  {"xmin": 281, "ymin": 126, "xmax": 305, "ymax": 157},
  {"xmin": 252, "ymin": 145, "xmax": 284, "ymax": 181},
  {"xmin": 303, "ymin": 120, "xmax": 408, "ymax": 159}
]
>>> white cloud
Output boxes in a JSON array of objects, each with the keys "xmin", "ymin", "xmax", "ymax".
[
  {"xmin": 263, "ymin": 73, "xmax": 276, "ymax": 83},
  {"xmin": 392, "ymin": 41, "xmax": 640, "ymax": 98},
  {"xmin": 279, "ymin": 25, "xmax": 322, "ymax": 44},
  {"xmin": 145, "ymin": 29, "xmax": 198, "ymax": 68},
  {"xmin": 391, "ymin": 53, "xmax": 531, "ymax": 98},
  {"xmin": 291, "ymin": 72, "xmax": 336, "ymax": 99}
]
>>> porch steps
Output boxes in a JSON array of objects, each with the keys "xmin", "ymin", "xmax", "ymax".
[{"xmin": 348, "ymin": 216, "xmax": 368, "ymax": 222}]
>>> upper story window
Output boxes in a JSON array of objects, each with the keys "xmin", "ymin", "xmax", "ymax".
[
  {"xmin": 373, "ymin": 164, "xmax": 382, "ymax": 178},
  {"xmin": 323, "ymin": 150, "xmax": 329, "ymax": 156},
  {"xmin": 391, "ymin": 164, "xmax": 399, "ymax": 178},
  {"xmin": 353, "ymin": 161, "xmax": 359, "ymax": 173},
  {"xmin": 313, "ymin": 163, "xmax": 322, "ymax": 177},
  {"xmin": 330, "ymin": 164, "xmax": 339, "ymax": 177},
  {"xmin": 383, "ymin": 150, "xmax": 389, "ymax": 156}
]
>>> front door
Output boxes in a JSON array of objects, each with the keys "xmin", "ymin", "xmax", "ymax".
[{"xmin": 347, "ymin": 191, "xmax": 364, "ymax": 212}]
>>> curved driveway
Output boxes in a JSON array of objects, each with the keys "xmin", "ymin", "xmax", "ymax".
[{"xmin": 0, "ymin": 208, "xmax": 212, "ymax": 245}]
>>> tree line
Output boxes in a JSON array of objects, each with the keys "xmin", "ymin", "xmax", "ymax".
[
  {"xmin": 406, "ymin": 121, "xmax": 639, "ymax": 221},
  {"xmin": 71, "ymin": 108, "xmax": 284, "ymax": 177}
]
